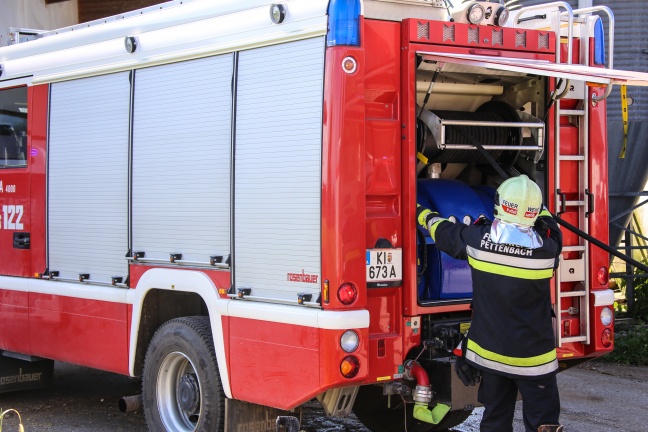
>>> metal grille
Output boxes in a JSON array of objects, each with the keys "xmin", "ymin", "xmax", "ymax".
[
  {"xmin": 538, "ymin": 32, "xmax": 549, "ymax": 50},
  {"xmin": 515, "ymin": 30, "xmax": 527, "ymax": 48},
  {"xmin": 491, "ymin": 28, "xmax": 503, "ymax": 46},
  {"xmin": 468, "ymin": 26, "xmax": 479, "ymax": 44},
  {"xmin": 442, "ymin": 24, "xmax": 455, "ymax": 42},
  {"xmin": 417, "ymin": 22, "xmax": 429, "ymax": 40}
]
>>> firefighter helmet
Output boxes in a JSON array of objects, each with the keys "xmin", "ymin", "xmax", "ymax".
[{"xmin": 494, "ymin": 175, "xmax": 542, "ymax": 226}]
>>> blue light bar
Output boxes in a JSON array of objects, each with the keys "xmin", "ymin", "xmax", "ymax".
[
  {"xmin": 594, "ymin": 18, "xmax": 605, "ymax": 66},
  {"xmin": 327, "ymin": 0, "xmax": 361, "ymax": 47}
]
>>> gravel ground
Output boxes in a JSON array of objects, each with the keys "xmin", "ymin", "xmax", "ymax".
[{"xmin": 0, "ymin": 361, "xmax": 646, "ymax": 431}]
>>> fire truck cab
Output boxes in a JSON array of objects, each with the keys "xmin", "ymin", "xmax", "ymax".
[{"xmin": 1, "ymin": 1, "xmax": 648, "ymax": 431}]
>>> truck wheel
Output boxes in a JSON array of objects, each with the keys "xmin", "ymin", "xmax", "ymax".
[
  {"xmin": 143, "ymin": 316, "xmax": 225, "ymax": 432},
  {"xmin": 353, "ymin": 385, "xmax": 472, "ymax": 432}
]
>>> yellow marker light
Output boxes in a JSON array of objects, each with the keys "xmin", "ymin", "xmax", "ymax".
[{"xmin": 323, "ymin": 280, "xmax": 330, "ymax": 303}]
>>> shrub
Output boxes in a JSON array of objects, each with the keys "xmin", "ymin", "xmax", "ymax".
[
  {"xmin": 598, "ymin": 323, "xmax": 648, "ymax": 365},
  {"xmin": 611, "ymin": 263, "xmax": 648, "ymax": 321}
]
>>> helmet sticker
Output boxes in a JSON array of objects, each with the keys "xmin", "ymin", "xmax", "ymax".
[
  {"xmin": 501, "ymin": 199, "xmax": 518, "ymax": 215},
  {"xmin": 525, "ymin": 207, "xmax": 540, "ymax": 219}
]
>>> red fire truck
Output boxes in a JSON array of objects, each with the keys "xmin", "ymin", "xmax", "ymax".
[{"xmin": 1, "ymin": 0, "xmax": 648, "ymax": 431}]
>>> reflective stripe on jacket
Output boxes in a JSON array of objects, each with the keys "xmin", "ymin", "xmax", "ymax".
[{"xmin": 429, "ymin": 213, "xmax": 562, "ymax": 379}]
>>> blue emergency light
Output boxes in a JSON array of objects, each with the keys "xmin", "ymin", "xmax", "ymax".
[
  {"xmin": 327, "ymin": 0, "xmax": 361, "ymax": 47},
  {"xmin": 594, "ymin": 18, "xmax": 606, "ymax": 66}
]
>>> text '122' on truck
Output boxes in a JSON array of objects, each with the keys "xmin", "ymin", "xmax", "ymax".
[{"xmin": 1, "ymin": 0, "xmax": 648, "ymax": 431}]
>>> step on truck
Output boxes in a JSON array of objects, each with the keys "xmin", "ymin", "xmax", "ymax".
[{"xmin": 1, "ymin": 0, "xmax": 648, "ymax": 431}]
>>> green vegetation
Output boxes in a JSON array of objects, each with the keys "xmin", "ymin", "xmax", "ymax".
[
  {"xmin": 598, "ymin": 322, "xmax": 648, "ymax": 366},
  {"xmin": 603, "ymin": 254, "xmax": 648, "ymax": 365},
  {"xmin": 612, "ymin": 214, "xmax": 648, "ymax": 322},
  {"xmin": 601, "ymin": 213, "xmax": 648, "ymax": 365}
]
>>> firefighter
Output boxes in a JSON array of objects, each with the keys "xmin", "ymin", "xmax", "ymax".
[{"xmin": 417, "ymin": 175, "xmax": 563, "ymax": 432}]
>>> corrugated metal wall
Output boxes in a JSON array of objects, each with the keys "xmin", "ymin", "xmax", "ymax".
[
  {"xmin": 0, "ymin": 0, "xmax": 78, "ymax": 46},
  {"xmin": 596, "ymin": 0, "xmax": 648, "ymax": 247},
  {"xmin": 513, "ymin": 0, "xmax": 648, "ymax": 247}
]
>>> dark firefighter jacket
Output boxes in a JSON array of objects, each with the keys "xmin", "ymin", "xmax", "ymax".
[{"xmin": 428, "ymin": 209, "xmax": 563, "ymax": 379}]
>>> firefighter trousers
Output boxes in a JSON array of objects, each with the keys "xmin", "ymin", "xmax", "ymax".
[{"xmin": 477, "ymin": 370, "xmax": 560, "ymax": 432}]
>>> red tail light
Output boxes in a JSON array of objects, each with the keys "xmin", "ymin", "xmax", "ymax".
[
  {"xmin": 601, "ymin": 328, "xmax": 613, "ymax": 348},
  {"xmin": 597, "ymin": 266, "xmax": 609, "ymax": 286},
  {"xmin": 340, "ymin": 355, "xmax": 360, "ymax": 378},
  {"xmin": 337, "ymin": 283, "xmax": 358, "ymax": 305}
]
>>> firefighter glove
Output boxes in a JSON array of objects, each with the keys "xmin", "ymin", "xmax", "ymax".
[
  {"xmin": 417, "ymin": 204, "xmax": 439, "ymax": 230},
  {"xmin": 455, "ymin": 357, "xmax": 481, "ymax": 387}
]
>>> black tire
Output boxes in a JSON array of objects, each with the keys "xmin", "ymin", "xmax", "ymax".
[
  {"xmin": 143, "ymin": 316, "xmax": 225, "ymax": 432},
  {"xmin": 353, "ymin": 385, "xmax": 472, "ymax": 432}
]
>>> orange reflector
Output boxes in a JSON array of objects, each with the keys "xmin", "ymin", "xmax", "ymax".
[
  {"xmin": 342, "ymin": 56, "xmax": 357, "ymax": 74},
  {"xmin": 323, "ymin": 280, "xmax": 329, "ymax": 304},
  {"xmin": 340, "ymin": 355, "xmax": 360, "ymax": 378}
]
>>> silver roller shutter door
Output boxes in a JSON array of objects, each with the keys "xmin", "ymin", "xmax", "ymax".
[
  {"xmin": 131, "ymin": 54, "xmax": 233, "ymax": 265},
  {"xmin": 234, "ymin": 37, "xmax": 325, "ymax": 302},
  {"xmin": 48, "ymin": 72, "xmax": 130, "ymax": 283}
]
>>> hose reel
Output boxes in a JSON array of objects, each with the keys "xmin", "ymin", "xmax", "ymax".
[{"xmin": 417, "ymin": 101, "xmax": 545, "ymax": 170}]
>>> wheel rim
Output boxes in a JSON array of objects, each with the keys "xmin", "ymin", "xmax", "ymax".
[{"xmin": 157, "ymin": 351, "xmax": 202, "ymax": 432}]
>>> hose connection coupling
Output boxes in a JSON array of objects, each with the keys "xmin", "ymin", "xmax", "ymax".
[
  {"xmin": 413, "ymin": 384, "xmax": 433, "ymax": 404},
  {"xmin": 403, "ymin": 360, "xmax": 433, "ymax": 404}
]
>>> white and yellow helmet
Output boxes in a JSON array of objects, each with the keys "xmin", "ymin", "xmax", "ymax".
[{"xmin": 494, "ymin": 175, "xmax": 542, "ymax": 226}]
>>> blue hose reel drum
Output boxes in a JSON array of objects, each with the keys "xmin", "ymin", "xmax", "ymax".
[{"xmin": 417, "ymin": 179, "xmax": 495, "ymax": 301}]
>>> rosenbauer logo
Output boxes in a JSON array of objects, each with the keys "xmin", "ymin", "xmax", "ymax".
[
  {"xmin": 0, "ymin": 368, "xmax": 43, "ymax": 387},
  {"xmin": 287, "ymin": 270, "xmax": 319, "ymax": 284}
]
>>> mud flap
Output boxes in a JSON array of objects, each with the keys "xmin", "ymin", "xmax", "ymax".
[
  {"xmin": 0, "ymin": 354, "xmax": 53, "ymax": 394},
  {"xmin": 276, "ymin": 416, "xmax": 300, "ymax": 432},
  {"xmin": 224, "ymin": 399, "xmax": 301, "ymax": 432},
  {"xmin": 420, "ymin": 357, "xmax": 481, "ymax": 411}
]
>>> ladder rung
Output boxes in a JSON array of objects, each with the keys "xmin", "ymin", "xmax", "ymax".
[
  {"xmin": 559, "ymin": 109, "xmax": 585, "ymax": 116},
  {"xmin": 562, "ymin": 335, "xmax": 587, "ymax": 343},
  {"xmin": 562, "ymin": 245, "xmax": 586, "ymax": 252},
  {"xmin": 560, "ymin": 291, "xmax": 587, "ymax": 298},
  {"xmin": 564, "ymin": 200, "xmax": 585, "ymax": 207},
  {"xmin": 559, "ymin": 155, "xmax": 585, "ymax": 161}
]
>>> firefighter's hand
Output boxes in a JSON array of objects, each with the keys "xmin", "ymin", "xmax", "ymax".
[
  {"xmin": 455, "ymin": 357, "xmax": 481, "ymax": 386},
  {"xmin": 417, "ymin": 204, "xmax": 439, "ymax": 230}
]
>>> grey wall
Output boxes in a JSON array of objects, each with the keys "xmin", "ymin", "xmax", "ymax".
[{"xmin": 0, "ymin": 0, "xmax": 78, "ymax": 46}]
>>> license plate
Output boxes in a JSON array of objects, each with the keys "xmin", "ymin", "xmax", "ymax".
[{"xmin": 366, "ymin": 248, "xmax": 402, "ymax": 288}]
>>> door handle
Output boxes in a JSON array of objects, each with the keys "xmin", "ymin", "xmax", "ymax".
[
  {"xmin": 13, "ymin": 232, "xmax": 30, "ymax": 249},
  {"xmin": 557, "ymin": 189, "xmax": 566, "ymax": 215},
  {"xmin": 585, "ymin": 189, "xmax": 594, "ymax": 217}
]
